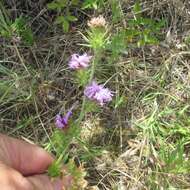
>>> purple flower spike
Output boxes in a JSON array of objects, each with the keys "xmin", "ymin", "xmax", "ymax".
[
  {"xmin": 94, "ymin": 88, "xmax": 113, "ymax": 106},
  {"xmin": 84, "ymin": 81, "xmax": 102, "ymax": 99},
  {"xmin": 68, "ymin": 53, "xmax": 92, "ymax": 70},
  {"xmin": 55, "ymin": 111, "xmax": 72, "ymax": 129},
  {"xmin": 84, "ymin": 81, "xmax": 113, "ymax": 106}
]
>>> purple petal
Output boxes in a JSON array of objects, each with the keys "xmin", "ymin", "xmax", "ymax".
[
  {"xmin": 55, "ymin": 114, "xmax": 66, "ymax": 128},
  {"xmin": 78, "ymin": 53, "xmax": 92, "ymax": 64},
  {"xmin": 84, "ymin": 81, "xmax": 102, "ymax": 99},
  {"xmin": 62, "ymin": 110, "xmax": 72, "ymax": 125},
  {"xmin": 84, "ymin": 81, "xmax": 113, "ymax": 106},
  {"xmin": 68, "ymin": 53, "xmax": 92, "ymax": 70},
  {"xmin": 69, "ymin": 60, "xmax": 80, "ymax": 69},
  {"xmin": 55, "ymin": 110, "xmax": 72, "ymax": 129},
  {"xmin": 94, "ymin": 88, "xmax": 113, "ymax": 106}
]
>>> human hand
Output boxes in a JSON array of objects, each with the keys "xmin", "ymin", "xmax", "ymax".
[{"xmin": 0, "ymin": 134, "xmax": 70, "ymax": 190}]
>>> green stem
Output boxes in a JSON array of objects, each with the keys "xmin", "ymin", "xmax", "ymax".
[
  {"xmin": 89, "ymin": 52, "xmax": 97, "ymax": 82},
  {"xmin": 77, "ymin": 50, "xmax": 100, "ymax": 125}
]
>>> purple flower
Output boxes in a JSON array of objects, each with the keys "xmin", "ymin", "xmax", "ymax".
[
  {"xmin": 68, "ymin": 53, "xmax": 92, "ymax": 69},
  {"xmin": 55, "ymin": 111, "xmax": 72, "ymax": 129},
  {"xmin": 84, "ymin": 81, "xmax": 113, "ymax": 106},
  {"xmin": 84, "ymin": 81, "xmax": 102, "ymax": 99}
]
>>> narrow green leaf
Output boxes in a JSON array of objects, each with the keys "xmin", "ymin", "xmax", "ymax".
[
  {"xmin": 66, "ymin": 15, "xmax": 78, "ymax": 22},
  {"xmin": 62, "ymin": 19, "xmax": 69, "ymax": 32},
  {"xmin": 47, "ymin": 2, "xmax": 59, "ymax": 10},
  {"xmin": 55, "ymin": 16, "xmax": 65, "ymax": 24},
  {"xmin": 133, "ymin": 1, "xmax": 141, "ymax": 14}
]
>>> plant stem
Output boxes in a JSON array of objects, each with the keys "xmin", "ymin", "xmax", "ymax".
[
  {"xmin": 14, "ymin": 43, "xmax": 30, "ymax": 75},
  {"xmin": 77, "ymin": 50, "xmax": 100, "ymax": 125}
]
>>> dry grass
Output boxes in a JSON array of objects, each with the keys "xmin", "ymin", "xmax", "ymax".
[{"xmin": 1, "ymin": 0, "xmax": 190, "ymax": 189}]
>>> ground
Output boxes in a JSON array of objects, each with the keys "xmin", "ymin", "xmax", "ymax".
[{"xmin": 1, "ymin": 0, "xmax": 190, "ymax": 189}]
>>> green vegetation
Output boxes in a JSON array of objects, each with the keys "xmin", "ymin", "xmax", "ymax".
[{"xmin": 1, "ymin": 0, "xmax": 190, "ymax": 189}]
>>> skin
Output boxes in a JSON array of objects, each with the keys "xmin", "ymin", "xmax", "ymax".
[{"xmin": 0, "ymin": 134, "xmax": 70, "ymax": 190}]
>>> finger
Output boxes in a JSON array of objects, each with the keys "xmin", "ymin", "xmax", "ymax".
[
  {"xmin": 0, "ymin": 134, "xmax": 54, "ymax": 175},
  {"xmin": 27, "ymin": 175, "xmax": 60, "ymax": 190},
  {"xmin": 0, "ymin": 162, "xmax": 32, "ymax": 190},
  {"xmin": 27, "ymin": 174, "xmax": 73, "ymax": 190}
]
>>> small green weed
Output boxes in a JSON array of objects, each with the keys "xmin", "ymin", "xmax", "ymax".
[
  {"xmin": 159, "ymin": 141, "xmax": 190, "ymax": 174},
  {"xmin": 110, "ymin": 0, "xmax": 123, "ymax": 23},
  {"xmin": 126, "ymin": 2, "xmax": 165, "ymax": 47},
  {"xmin": 0, "ymin": 64, "xmax": 31, "ymax": 103},
  {"xmin": 82, "ymin": 0, "xmax": 104, "ymax": 10},
  {"xmin": 47, "ymin": 0, "xmax": 79, "ymax": 32},
  {"xmin": 108, "ymin": 29, "xmax": 126, "ymax": 60},
  {"xmin": 47, "ymin": 0, "xmax": 104, "ymax": 32},
  {"xmin": 0, "ymin": 2, "xmax": 34, "ymax": 45}
]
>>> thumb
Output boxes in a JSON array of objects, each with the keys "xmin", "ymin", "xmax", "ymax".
[
  {"xmin": 27, "ymin": 175, "xmax": 73, "ymax": 190},
  {"xmin": 27, "ymin": 175, "xmax": 61, "ymax": 190},
  {"xmin": 0, "ymin": 134, "xmax": 53, "ymax": 175}
]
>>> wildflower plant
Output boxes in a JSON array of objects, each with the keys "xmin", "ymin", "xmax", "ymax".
[
  {"xmin": 84, "ymin": 16, "xmax": 108, "ymax": 51},
  {"xmin": 48, "ymin": 15, "xmax": 114, "ymax": 189}
]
